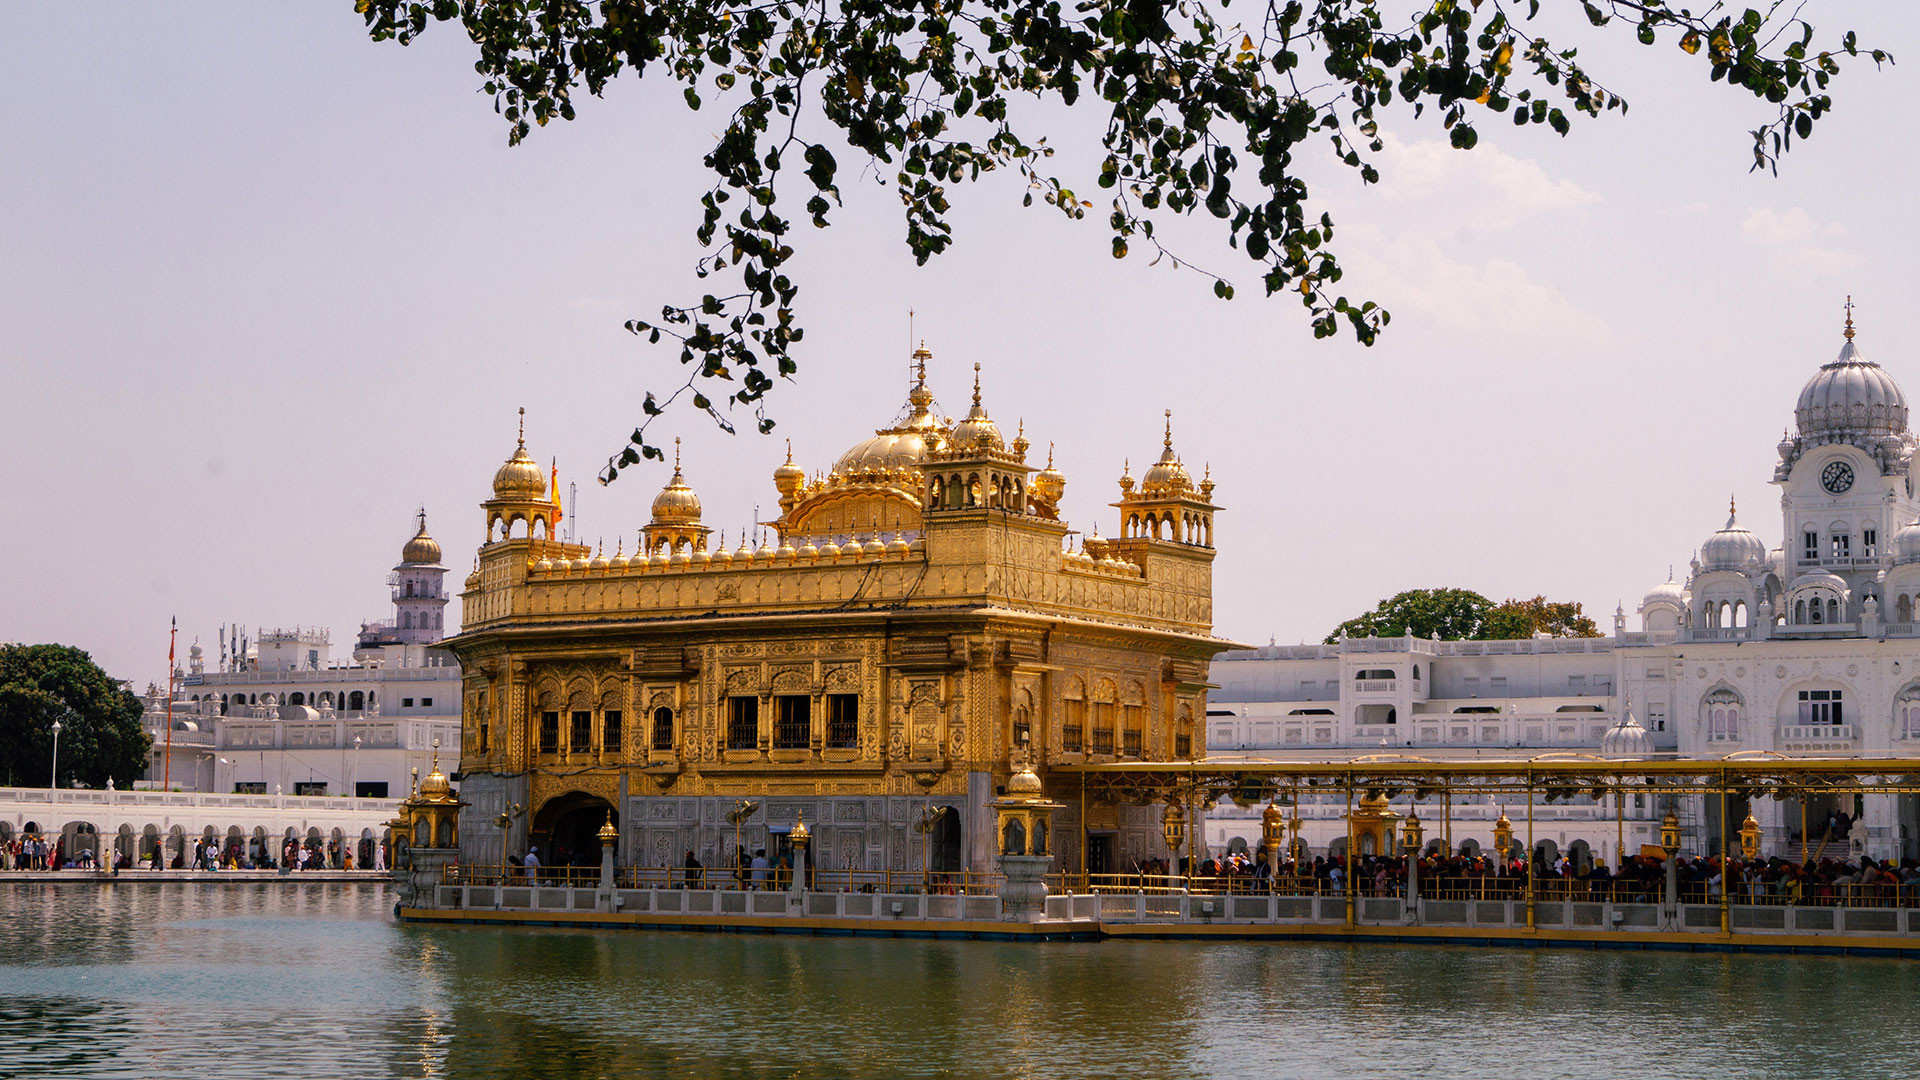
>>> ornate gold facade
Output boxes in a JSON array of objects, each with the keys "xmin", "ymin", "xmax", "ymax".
[{"xmin": 446, "ymin": 348, "xmax": 1233, "ymax": 876}]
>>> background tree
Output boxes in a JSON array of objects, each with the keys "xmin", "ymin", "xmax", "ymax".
[
  {"xmin": 1484, "ymin": 594, "xmax": 1602, "ymax": 638},
  {"xmin": 1326, "ymin": 587, "xmax": 1598, "ymax": 641},
  {"xmin": 1325, "ymin": 587, "xmax": 1493, "ymax": 642},
  {"xmin": 0, "ymin": 645, "xmax": 149, "ymax": 789},
  {"xmin": 354, "ymin": 1, "xmax": 1884, "ymax": 482}
]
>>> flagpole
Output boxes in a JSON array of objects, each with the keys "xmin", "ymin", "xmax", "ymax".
[{"xmin": 164, "ymin": 617, "xmax": 176, "ymax": 790}]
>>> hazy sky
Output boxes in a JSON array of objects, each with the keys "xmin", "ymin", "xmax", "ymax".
[{"xmin": 5, "ymin": 6, "xmax": 1917, "ymax": 685}]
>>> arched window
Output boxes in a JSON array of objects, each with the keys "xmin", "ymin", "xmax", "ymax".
[
  {"xmin": 1705, "ymin": 688, "xmax": 1741, "ymax": 741},
  {"xmin": 1795, "ymin": 599, "xmax": 1807, "ymax": 624},
  {"xmin": 1897, "ymin": 688, "xmax": 1920, "ymax": 740},
  {"xmin": 652, "ymin": 707, "xmax": 674, "ymax": 751},
  {"xmin": 348, "ymin": 691, "xmax": 364, "ymax": 712},
  {"xmin": 1901, "ymin": 594, "xmax": 1914, "ymax": 624}
]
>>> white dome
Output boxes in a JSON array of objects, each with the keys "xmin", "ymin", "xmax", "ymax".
[
  {"xmin": 1600, "ymin": 713, "xmax": 1654, "ymax": 759},
  {"xmin": 1699, "ymin": 505, "xmax": 1768, "ymax": 571},
  {"xmin": 1642, "ymin": 576, "xmax": 1686, "ymax": 610},
  {"xmin": 1795, "ymin": 337, "xmax": 1908, "ymax": 443},
  {"xmin": 1894, "ymin": 520, "xmax": 1920, "ymax": 566},
  {"xmin": 1789, "ymin": 567, "xmax": 1849, "ymax": 594}
]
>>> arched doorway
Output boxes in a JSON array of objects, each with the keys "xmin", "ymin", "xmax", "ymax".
[
  {"xmin": 531, "ymin": 791, "xmax": 617, "ymax": 871},
  {"xmin": 929, "ymin": 805, "xmax": 961, "ymax": 875}
]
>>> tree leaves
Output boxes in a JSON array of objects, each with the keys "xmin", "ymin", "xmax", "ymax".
[
  {"xmin": 352, "ymin": 1, "xmax": 1883, "ymax": 482},
  {"xmin": 1326, "ymin": 588, "xmax": 1602, "ymax": 643},
  {"xmin": 0, "ymin": 644, "xmax": 149, "ymax": 789}
]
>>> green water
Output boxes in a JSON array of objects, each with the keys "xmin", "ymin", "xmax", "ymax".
[{"xmin": 1, "ymin": 882, "xmax": 1913, "ymax": 1079}]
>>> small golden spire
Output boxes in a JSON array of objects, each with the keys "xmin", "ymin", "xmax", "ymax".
[
  {"xmin": 1163, "ymin": 409, "xmax": 1174, "ymax": 449},
  {"xmin": 674, "ymin": 436, "xmax": 682, "ymax": 472},
  {"xmin": 1046, "ymin": 442, "xmax": 1056, "ymax": 469},
  {"xmin": 1844, "ymin": 295, "xmax": 1856, "ymax": 341},
  {"xmin": 517, "ymin": 406, "xmax": 526, "ymax": 449},
  {"xmin": 972, "ymin": 362, "xmax": 983, "ymax": 406},
  {"xmin": 1729, "ymin": 494, "xmax": 1736, "ymax": 518},
  {"xmin": 784, "ymin": 439, "xmax": 793, "ymax": 465}
]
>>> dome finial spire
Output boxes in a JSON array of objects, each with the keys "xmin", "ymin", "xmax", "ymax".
[
  {"xmin": 517, "ymin": 406, "xmax": 526, "ymax": 449},
  {"xmin": 1729, "ymin": 494, "xmax": 1736, "ymax": 518},
  {"xmin": 1845, "ymin": 294, "xmax": 1856, "ymax": 341},
  {"xmin": 972, "ymin": 362, "xmax": 983, "ymax": 407},
  {"xmin": 1164, "ymin": 409, "xmax": 1174, "ymax": 450}
]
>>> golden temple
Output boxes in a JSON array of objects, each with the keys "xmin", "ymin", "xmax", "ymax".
[{"xmin": 445, "ymin": 347, "xmax": 1235, "ymax": 878}]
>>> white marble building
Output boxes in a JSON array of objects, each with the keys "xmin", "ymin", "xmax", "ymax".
[
  {"xmin": 140, "ymin": 513, "xmax": 462, "ymax": 798},
  {"xmin": 1210, "ymin": 316, "xmax": 1920, "ymax": 865}
]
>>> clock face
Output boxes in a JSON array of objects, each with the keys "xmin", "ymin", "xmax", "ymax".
[{"xmin": 1822, "ymin": 460, "xmax": 1855, "ymax": 495}]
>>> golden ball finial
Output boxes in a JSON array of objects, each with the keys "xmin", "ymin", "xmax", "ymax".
[
  {"xmin": 790, "ymin": 809, "xmax": 810, "ymax": 844},
  {"xmin": 1844, "ymin": 294, "xmax": 1856, "ymax": 341},
  {"xmin": 597, "ymin": 811, "xmax": 619, "ymax": 845}
]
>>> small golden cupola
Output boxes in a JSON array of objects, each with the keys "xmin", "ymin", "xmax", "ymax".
[
  {"xmin": 643, "ymin": 439, "xmax": 712, "ymax": 557},
  {"xmin": 1140, "ymin": 411, "xmax": 1194, "ymax": 495},
  {"xmin": 773, "ymin": 440, "xmax": 808, "ymax": 515},
  {"xmin": 776, "ymin": 345, "xmax": 949, "ymax": 542},
  {"xmin": 950, "ymin": 363, "xmax": 1005, "ymax": 452},
  {"xmin": 1029, "ymin": 443, "xmax": 1067, "ymax": 521},
  {"xmin": 922, "ymin": 362, "xmax": 1036, "ymax": 517},
  {"xmin": 401, "ymin": 508, "xmax": 443, "ymax": 565},
  {"xmin": 1114, "ymin": 411, "xmax": 1218, "ymax": 548},
  {"xmin": 484, "ymin": 408, "xmax": 556, "ymax": 542}
]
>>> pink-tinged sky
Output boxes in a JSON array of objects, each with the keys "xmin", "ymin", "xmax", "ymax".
[{"xmin": 3, "ymin": 6, "xmax": 1915, "ymax": 682}]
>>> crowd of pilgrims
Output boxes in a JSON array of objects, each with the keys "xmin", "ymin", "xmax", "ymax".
[
  {"xmin": 1137, "ymin": 845, "xmax": 1920, "ymax": 906},
  {"xmin": 0, "ymin": 834, "xmax": 387, "ymax": 872}
]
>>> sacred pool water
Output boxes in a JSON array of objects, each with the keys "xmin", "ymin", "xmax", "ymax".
[{"xmin": 3, "ymin": 883, "xmax": 1916, "ymax": 1079}]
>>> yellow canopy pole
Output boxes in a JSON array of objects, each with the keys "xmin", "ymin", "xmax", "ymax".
[{"xmin": 1524, "ymin": 769, "xmax": 1536, "ymax": 932}]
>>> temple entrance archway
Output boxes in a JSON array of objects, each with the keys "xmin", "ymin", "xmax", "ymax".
[
  {"xmin": 532, "ymin": 791, "xmax": 617, "ymax": 871},
  {"xmin": 929, "ymin": 805, "xmax": 962, "ymax": 874}
]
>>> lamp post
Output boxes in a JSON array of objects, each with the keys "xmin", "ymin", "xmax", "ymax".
[
  {"xmin": 1260, "ymin": 800, "xmax": 1284, "ymax": 885},
  {"xmin": 789, "ymin": 810, "xmax": 810, "ymax": 895},
  {"xmin": 1660, "ymin": 805, "xmax": 1682, "ymax": 928},
  {"xmin": 1401, "ymin": 809, "xmax": 1424, "ymax": 918},
  {"xmin": 351, "ymin": 734, "xmax": 362, "ymax": 798},
  {"xmin": 1161, "ymin": 799, "xmax": 1187, "ymax": 891},
  {"xmin": 49, "ymin": 718, "xmax": 62, "ymax": 790},
  {"xmin": 1739, "ymin": 811, "xmax": 1762, "ymax": 861}
]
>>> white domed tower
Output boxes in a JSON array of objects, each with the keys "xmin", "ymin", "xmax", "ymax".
[
  {"xmin": 392, "ymin": 508, "xmax": 450, "ymax": 644},
  {"xmin": 1772, "ymin": 301, "xmax": 1919, "ymax": 623}
]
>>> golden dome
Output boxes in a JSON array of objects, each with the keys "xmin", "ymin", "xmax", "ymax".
[
  {"xmin": 949, "ymin": 363, "xmax": 1005, "ymax": 452},
  {"xmin": 790, "ymin": 809, "xmax": 810, "ymax": 844},
  {"xmin": 418, "ymin": 743, "xmax": 452, "ymax": 799},
  {"xmin": 773, "ymin": 440, "xmax": 807, "ymax": 494},
  {"xmin": 597, "ymin": 811, "xmax": 618, "ymax": 845},
  {"xmin": 1007, "ymin": 763, "xmax": 1044, "ymax": 796},
  {"xmin": 494, "ymin": 447, "xmax": 546, "ymax": 500},
  {"xmin": 650, "ymin": 439, "xmax": 703, "ymax": 524},
  {"xmin": 401, "ymin": 510, "xmax": 443, "ymax": 565},
  {"xmin": 831, "ymin": 348, "xmax": 947, "ymax": 476},
  {"xmin": 1262, "ymin": 802, "xmax": 1284, "ymax": 826},
  {"xmin": 1034, "ymin": 444, "xmax": 1066, "ymax": 502},
  {"xmin": 493, "ymin": 412, "xmax": 547, "ymax": 500},
  {"xmin": 1139, "ymin": 411, "xmax": 1194, "ymax": 495}
]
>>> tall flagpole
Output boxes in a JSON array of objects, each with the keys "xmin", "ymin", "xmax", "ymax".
[{"xmin": 164, "ymin": 617, "xmax": 176, "ymax": 790}]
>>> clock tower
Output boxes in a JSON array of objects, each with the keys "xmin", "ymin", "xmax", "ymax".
[{"xmin": 1772, "ymin": 304, "xmax": 1919, "ymax": 620}]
